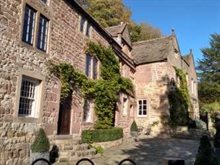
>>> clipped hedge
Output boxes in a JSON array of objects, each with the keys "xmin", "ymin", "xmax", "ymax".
[{"xmin": 81, "ymin": 127, "xmax": 123, "ymax": 143}]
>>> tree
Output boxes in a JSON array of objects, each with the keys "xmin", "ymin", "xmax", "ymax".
[
  {"xmin": 85, "ymin": 0, "xmax": 162, "ymax": 42},
  {"xmin": 197, "ymin": 34, "xmax": 220, "ymax": 118},
  {"xmin": 86, "ymin": 0, "xmax": 131, "ymax": 28}
]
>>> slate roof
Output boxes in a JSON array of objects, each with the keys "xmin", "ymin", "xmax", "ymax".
[{"xmin": 132, "ymin": 36, "xmax": 174, "ymax": 65}]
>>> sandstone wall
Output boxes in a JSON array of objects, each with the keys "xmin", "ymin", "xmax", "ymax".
[{"xmin": 134, "ymin": 62, "xmax": 176, "ymax": 136}]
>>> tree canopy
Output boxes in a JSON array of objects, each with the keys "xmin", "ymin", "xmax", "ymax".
[
  {"xmin": 79, "ymin": 0, "xmax": 162, "ymax": 42},
  {"xmin": 197, "ymin": 33, "xmax": 220, "ymax": 114}
]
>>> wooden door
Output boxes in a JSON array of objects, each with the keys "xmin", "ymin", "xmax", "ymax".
[{"xmin": 58, "ymin": 98, "xmax": 71, "ymax": 135}]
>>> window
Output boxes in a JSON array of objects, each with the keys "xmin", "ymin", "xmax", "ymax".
[
  {"xmin": 83, "ymin": 99, "xmax": 93, "ymax": 122},
  {"xmin": 37, "ymin": 15, "xmax": 49, "ymax": 51},
  {"xmin": 22, "ymin": 4, "xmax": 49, "ymax": 51},
  {"xmin": 80, "ymin": 16, "xmax": 86, "ymax": 33},
  {"xmin": 138, "ymin": 99, "xmax": 147, "ymax": 116},
  {"xmin": 18, "ymin": 76, "xmax": 40, "ymax": 117},
  {"xmin": 79, "ymin": 16, "xmax": 91, "ymax": 37},
  {"xmin": 22, "ymin": 5, "xmax": 36, "ymax": 45},
  {"xmin": 122, "ymin": 96, "xmax": 128, "ymax": 116},
  {"xmin": 40, "ymin": 0, "xmax": 47, "ymax": 4},
  {"xmin": 93, "ymin": 57, "xmax": 98, "ymax": 79},
  {"xmin": 85, "ymin": 23, "xmax": 91, "ymax": 37},
  {"xmin": 85, "ymin": 53, "xmax": 92, "ymax": 77},
  {"xmin": 85, "ymin": 54, "xmax": 98, "ymax": 79}
]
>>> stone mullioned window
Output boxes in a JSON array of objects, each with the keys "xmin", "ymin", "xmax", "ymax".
[{"xmin": 22, "ymin": 4, "xmax": 49, "ymax": 52}]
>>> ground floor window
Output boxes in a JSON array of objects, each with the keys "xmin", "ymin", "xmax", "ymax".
[
  {"xmin": 18, "ymin": 76, "xmax": 41, "ymax": 117},
  {"xmin": 138, "ymin": 99, "xmax": 147, "ymax": 116}
]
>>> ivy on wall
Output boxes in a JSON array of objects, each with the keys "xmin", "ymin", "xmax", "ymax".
[
  {"xmin": 50, "ymin": 42, "xmax": 134, "ymax": 129},
  {"xmin": 168, "ymin": 67, "xmax": 191, "ymax": 126}
]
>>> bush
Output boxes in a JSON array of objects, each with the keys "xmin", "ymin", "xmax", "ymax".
[
  {"xmin": 81, "ymin": 127, "xmax": 123, "ymax": 143},
  {"xmin": 31, "ymin": 128, "xmax": 50, "ymax": 153},
  {"xmin": 194, "ymin": 135, "xmax": 219, "ymax": 165},
  {"xmin": 130, "ymin": 120, "xmax": 138, "ymax": 132},
  {"xmin": 91, "ymin": 145, "xmax": 104, "ymax": 154}
]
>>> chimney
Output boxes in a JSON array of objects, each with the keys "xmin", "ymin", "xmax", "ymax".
[
  {"xmin": 171, "ymin": 28, "xmax": 175, "ymax": 35},
  {"xmin": 189, "ymin": 49, "xmax": 193, "ymax": 54}
]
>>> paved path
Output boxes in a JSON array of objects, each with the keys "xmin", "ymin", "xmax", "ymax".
[{"xmin": 89, "ymin": 137, "xmax": 199, "ymax": 165}]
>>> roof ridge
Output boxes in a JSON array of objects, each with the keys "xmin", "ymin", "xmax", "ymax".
[{"xmin": 132, "ymin": 35, "xmax": 172, "ymax": 45}]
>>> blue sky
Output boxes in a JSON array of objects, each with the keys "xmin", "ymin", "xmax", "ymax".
[{"xmin": 123, "ymin": 0, "xmax": 220, "ymax": 66}]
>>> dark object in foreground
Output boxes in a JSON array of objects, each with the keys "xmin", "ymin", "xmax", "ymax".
[{"xmin": 168, "ymin": 160, "xmax": 185, "ymax": 165}]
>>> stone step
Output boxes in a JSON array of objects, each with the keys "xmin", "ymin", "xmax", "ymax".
[
  {"xmin": 75, "ymin": 144, "xmax": 90, "ymax": 151},
  {"xmin": 76, "ymin": 148, "xmax": 96, "ymax": 158}
]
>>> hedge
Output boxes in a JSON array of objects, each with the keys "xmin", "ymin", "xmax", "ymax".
[{"xmin": 81, "ymin": 127, "xmax": 123, "ymax": 143}]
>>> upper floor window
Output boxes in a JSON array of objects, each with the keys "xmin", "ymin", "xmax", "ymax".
[
  {"xmin": 18, "ymin": 76, "xmax": 41, "ymax": 117},
  {"xmin": 79, "ymin": 16, "xmax": 91, "ymax": 37},
  {"xmin": 40, "ymin": 0, "xmax": 47, "ymax": 4},
  {"xmin": 37, "ymin": 15, "xmax": 49, "ymax": 51},
  {"xmin": 22, "ymin": 5, "xmax": 36, "ymax": 45},
  {"xmin": 22, "ymin": 4, "xmax": 49, "ymax": 52},
  {"xmin": 138, "ymin": 99, "xmax": 147, "ymax": 117},
  {"xmin": 122, "ymin": 96, "xmax": 128, "ymax": 116},
  {"xmin": 85, "ymin": 53, "xmax": 98, "ymax": 79}
]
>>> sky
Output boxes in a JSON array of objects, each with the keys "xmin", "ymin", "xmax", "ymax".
[{"xmin": 123, "ymin": 0, "xmax": 220, "ymax": 66}]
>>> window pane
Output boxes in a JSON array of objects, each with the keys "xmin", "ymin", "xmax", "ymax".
[
  {"xmin": 93, "ymin": 57, "xmax": 98, "ymax": 79},
  {"xmin": 85, "ymin": 53, "xmax": 91, "ymax": 77},
  {"xmin": 37, "ymin": 15, "xmax": 49, "ymax": 51},
  {"xmin": 143, "ymin": 110, "xmax": 147, "ymax": 115},
  {"xmin": 138, "ymin": 100, "xmax": 142, "ymax": 105},
  {"xmin": 83, "ymin": 99, "xmax": 92, "ymax": 122},
  {"xmin": 19, "ymin": 78, "xmax": 37, "ymax": 116},
  {"xmin": 22, "ymin": 5, "xmax": 36, "ymax": 45},
  {"xmin": 80, "ymin": 16, "xmax": 86, "ymax": 32},
  {"xmin": 143, "ymin": 100, "xmax": 147, "ymax": 104},
  {"xmin": 86, "ymin": 23, "xmax": 91, "ymax": 37},
  {"xmin": 41, "ymin": 0, "xmax": 47, "ymax": 4}
]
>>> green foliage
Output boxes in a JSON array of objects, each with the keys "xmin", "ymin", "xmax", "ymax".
[
  {"xmin": 50, "ymin": 42, "xmax": 134, "ymax": 129},
  {"xmin": 91, "ymin": 145, "xmax": 104, "ymax": 154},
  {"xmin": 81, "ymin": 127, "xmax": 123, "ymax": 143},
  {"xmin": 197, "ymin": 33, "xmax": 220, "ymax": 112},
  {"xmin": 130, "ymin": 120, "xmax": 138, "ymax": 132},
  {"xmin": 194, "ymin": 136, "xmax": 219, "ymax": 165},
  {"xmin": 86, "ymin": 0, "xmax": 131, "ymax": 28},
  {"xmin": 31, "ymin": 128, "xmax": 50, "ymax": 153},
  {"xmin": 86, "ymin": 0, "xmax": 161, "ymax": 42},
  {"xmin": 130, "ymin": 23, "xmax": 162, "ymax": 42},
  {"xmin": 168, "ymin": 68, "xmax": 190, "ymax": 126}
]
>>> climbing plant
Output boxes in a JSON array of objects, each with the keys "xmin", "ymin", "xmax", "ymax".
[
  {"xmin": 168, "ymin": 67, "xmax": 191, "ymax": 126},
  {"xmin": 50, "ymin": 42, "xmax": 134, "ymax": 129}
]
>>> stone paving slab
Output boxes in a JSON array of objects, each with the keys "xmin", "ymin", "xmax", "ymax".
[{"xmin": 86, "ymin": 137, "xmax": 200, "ymax": 165}]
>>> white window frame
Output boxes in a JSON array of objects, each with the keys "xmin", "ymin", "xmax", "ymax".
[
  {"xmin": 18, "ymin": 76, "xmax": 41, "ymax": 118},
  {"xmin": 79, "ymin": 16, "xmax": 92, "ymax": 37},
  {"xmin": 85, "ymin": 54, "xmax": 99, "ymax": 79},
  {"xmin": 137, "ymin": 99, "xmax": 147, "ymax": 117},
  {"xmin": 83, "ymin": 99, "xmax": 93, "ymax": 123}
]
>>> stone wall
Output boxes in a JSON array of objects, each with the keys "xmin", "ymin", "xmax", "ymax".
[
  {"xmin": 134, "ymin": 62, "xmax": 176, "ymax": 136},
  {"xmin": 0, "ymin": 0, "xmax": 112, "ymax": 164}
]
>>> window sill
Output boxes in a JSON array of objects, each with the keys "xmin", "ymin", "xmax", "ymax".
[
  {"xmin": 14, "ymin": 116, "xmax": 39, "ymax": 123},
  {"xmin": 137, "ymin": 115, "xmax": 147, "ymax": 118},
  {"xmin": 19, "ymin": 41, "xmax": 48, "ymax": 56}
]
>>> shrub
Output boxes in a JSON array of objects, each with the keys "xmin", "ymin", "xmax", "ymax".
[
  {"xmin": 194, "ymin": 135, "xmax": 219, "ymax": 165},
  {"xmin": 31, "ymin": 128, "xmax": 50, "ymax": 153},
  {"xmin": 81, "ymin": 127, "xmax": 123, "ymax": 143},
  {"xmin": 130, "ymin": 120, "xmax": 138, "ymax": 132},
  {"xmin": 92, "ymin": 145, "xmax": 104, "ymax": 154}
]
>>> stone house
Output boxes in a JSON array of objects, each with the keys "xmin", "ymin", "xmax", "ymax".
[
  {"xmin": 0, "ymin": 0, "xmax": 135, "ymax": 164},
  {"xmin": 132, "ymin": 33, "xmax": 199, "ymax": 136}
]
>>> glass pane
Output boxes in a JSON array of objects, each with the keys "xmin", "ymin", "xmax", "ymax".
[
  {"xmin": 93, "ymin": 57, "xmax": 98, "ymax": 79},
  {"xmin": 85, "ymin": 54, "xmax": 91, "ymax": 77},
  {"xmin": 37, "ymin": 15, "xmax": 49, "ymax": 51},
  {"xmin": 86, "ymin": 23, "xmax": 91, "ymax": 37},
  {"xmin": 22, "ymin": 5, "xmax": 36, "ymax": 45},
  {"xmin": 143, "ymin": 100, "xmax": 147, "ymax": 104},
  {"xmin": 80, "ymin": 17, "xmax": 86, "ymax": 32}
]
